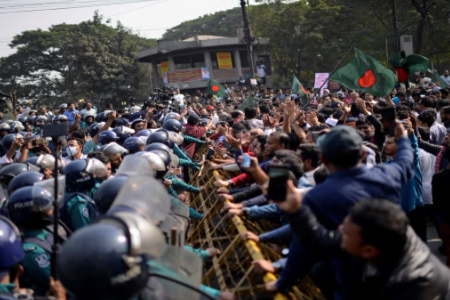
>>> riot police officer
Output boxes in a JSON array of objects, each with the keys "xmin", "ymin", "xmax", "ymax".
[
  {"xmin": 6, "ymin": 186, "xmax": 64, "ymax": 296},
  {"xmin": 60, "ymin": 158, "xmax": 107, "ymax": 231}
]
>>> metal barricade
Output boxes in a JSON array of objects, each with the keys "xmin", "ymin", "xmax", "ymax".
[{"xmin": 186, "ymin": 147, "xmax": 325, "ymax": 300}]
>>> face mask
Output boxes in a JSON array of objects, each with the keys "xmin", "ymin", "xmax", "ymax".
[{"xmin": 66, "ymin": 146, "xmax": 78, "ymax": 157}]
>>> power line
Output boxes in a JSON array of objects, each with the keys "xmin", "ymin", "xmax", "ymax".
[
  {"xmin": 107, "ymin": 0, "xmax": 167, "ymax": 17},
  {"xmin": 0, "ymin": 0, "xmax": 163, "ymax": 14}
]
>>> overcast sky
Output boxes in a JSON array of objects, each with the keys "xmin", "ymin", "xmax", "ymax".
[{"xmin": 0, "ymin": 0, "xmax": 251, "ymax": 58}]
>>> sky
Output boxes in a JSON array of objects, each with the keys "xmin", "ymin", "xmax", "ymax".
[{"xmin": 0, "ymin": 0, "xmax": 252, "ymax": 58}]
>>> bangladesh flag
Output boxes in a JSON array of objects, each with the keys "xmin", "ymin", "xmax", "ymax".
[
  {"xmin": 205, "ymin": 80, "xmax": 227, "ymax": 97},
  {"xmin": 432, "ymin": 71, "xmax": 448, "ymax": 88},
  {"xmin": 390, "ymin": 50, "xmax": 429, "ymax": 83},
  {"xmin": 238, "ymin": 96, "xmax": 256, "ymax": 111},
  {"xmin": 330, "ymin": 48, "xmax": 397, "ymax": 97},
  {"xmin": 291, "ymin": 75, "xmax": 309, "ymax": 106}
]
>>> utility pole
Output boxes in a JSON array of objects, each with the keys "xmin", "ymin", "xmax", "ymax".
[
  {"xmin": 240, "ymin": 0, "xmax": 255, "ymax": 79},
  {"xmin": 391, "ymin": 0, "xmax": 400, "ymax": 51}
]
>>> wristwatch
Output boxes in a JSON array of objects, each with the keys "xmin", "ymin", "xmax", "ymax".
[{"xmin": 227, "ymin": 179, "xmax": 234, "ymax": 186}]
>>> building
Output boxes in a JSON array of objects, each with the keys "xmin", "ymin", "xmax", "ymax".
[{"xmin": 138, "ymin": 32, "xmax": 272, "ymax": 91}]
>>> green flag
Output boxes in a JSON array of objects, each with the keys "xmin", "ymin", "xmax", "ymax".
[
  {"xmin": 330, "ymin": 48, "xmax": 397, "ymax": 97},
  {"xmin": 390, "ymin": 50, "xmax": 429, "ymax": 83},
  {"xmin": 291, "ymin": 75, "xmax": 308, "ymax": 106},
  {"xmin": 205, "ymin": 80, "xmax": 227, "ymax": 97},
  {"xmin": 238, "ymin": 96, "xmax": 256, "ymax": 111},
  {"xmin": 432, "ymin": 71, "xmax": 448, "ymax": 88}
]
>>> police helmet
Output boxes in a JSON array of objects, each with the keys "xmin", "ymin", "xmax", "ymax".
[
  {"xmin": 98, "ymin": 130, "xmax": 119, "ymax": 145},
  {"xmin": 123, "ymin": 137, "xmax": 146, "ymax": 153},
  {"xmin": 145, "ymin": 142, "xmax": 170, "ymax": 155},
  {"xmin": 1, "ymin": 133, "xmax": 18, "ymax": 150},
  {"xmin": 136, "ymin": 129, "xmax": 152, "ymax": 138},
  {"xmin": 63, "ymin": 159, "xmax": 108, "ymax": 193},
  {"xmin": 149, "ymin": 150, "xmax": 170, "ymax": 168},
  {"xmin": 168, "ymin": 131, "xmax": 184, "ymax": 146},
  {"xmin": 36, "ymin": 116, "xmax": 47, "ymax": 125},
  {"xmin": 112, "ymin": 126, "xmax": 135, "ymax": 145},
  {"xmin": 24, "ymin": 156, "xmax": 39, "ymax": 166},
  {"xmin": 164, "ymin": 112, "xmax": 180, "ymax": 122},
  {"xmin": 88, "ymin": 122, "xmax": 104, "ymax": 138},
  {"xmin": 36, "ymin": 154, "xmax": 59, "ymax": 170},
  {"xmin": 0, "ymin": 123, "xmax": 10, "ymax": 132},
  {"xmin": 163, "ymin": 119, "xmax": 182, "ymax": 133},
  {"xmin": 7, "ymin": 186, "xmax": 53, "ymax": 228},
  {"xmin": 9, "ymin": 121, "xmax": 24, "ymax": 133},
  {"xmin": 57, "ymin": 222, "xmax": 150, "ymax": 300},
  {"xmin": 146, "ymin": 130, "xmax": 171, "ymax": 147},
  {"xmin": 0, "ymin": 216, "xmax": 25, "ymax": 275},
  {"xmin": 8, "ymin": 172, "xmax": 44, "ymax": 195},
  {"xmin": 83, "ymin": 111, "xmax": 96, "ymax": 120},
  {"xmin": 131, "ymin": 118, "xmax": 145, "ymax": 129},
  {"xmin": 94, "ymin": 176, "xmax": 128, "ymax": 214},
  {"xmin": 26, "ymin": 115, "xmax": 36, "ymax": 123},
  {"xmin": 135, "ymin": 152, "xmax": 166, "ymax": 172},
  {"xmin": 100, "ymin": 142, "xmax": 128, "ymax": 157},
  {"xmin": 0, "ymin": 163, "xmax": 40, "ymax": 188}
]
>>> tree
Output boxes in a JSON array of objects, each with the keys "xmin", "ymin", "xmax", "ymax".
[{"xmin": 0, "ymin": 12, "xmax": 156, "ymax": 109}]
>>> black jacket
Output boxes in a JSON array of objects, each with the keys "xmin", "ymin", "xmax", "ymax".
[{"xmin": 288, "ymin": 206, "xmax": 450, "ymax": 300}]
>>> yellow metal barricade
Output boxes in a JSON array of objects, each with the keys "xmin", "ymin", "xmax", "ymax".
[{"xmin": 186, "ymin": 149, "xmax": 325, "ymax": 300}]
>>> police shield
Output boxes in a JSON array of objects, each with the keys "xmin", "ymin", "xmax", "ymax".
[
  {"xmin": 144, "ymin": 246, "xmax": 214, "ymax": 300},
  {"xmin": 115, "ymin": 155, "xmax": 154, "ymax": 178},
  {"xmin": 34, "ymin": 175, "xmax": 65, "ymax": 206},
  {"xmin": 101, "ymin": 211, "xmax": 166, "ymax": 259},
  {"xmin": 109, "ymin": 176, "xmax": 170, "ymax": 225}
]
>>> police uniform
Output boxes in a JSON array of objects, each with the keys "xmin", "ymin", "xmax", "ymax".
[
  {"xmin": 61, "ymin": 188, "xmax": 98, "ymax": 231},
  {"xmin": 181, "ymin": 134, "xmax": 205, "ymax": 145},
  {"xmin": 173, "ymin": 145, "xmax": 200, "ymax": 171},
  {"xmin": 166, "ymin": 177, "xmax": 203, "ymax": 220},
  {"xmin": 20, "ymin": 230, "xmax": 52, "ymax": 296}
]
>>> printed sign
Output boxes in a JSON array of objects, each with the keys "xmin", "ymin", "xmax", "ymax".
[
  {"xmin": 314, "ymin": 73, "xmax": 330, "ymax": 89},
  {"xmin": 165, "ymin": 68, "xmax": 210, "ymax": 84},
  {"xmin": 217, "ymin": 52, "xmax": 233, "ymax": 69},
  {"xmin": 160, "ymin": 61, "xmax": 169, "ymax": 78}
]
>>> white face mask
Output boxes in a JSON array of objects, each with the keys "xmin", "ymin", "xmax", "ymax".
[{"xmin": 66, "ymin": 146, "xmax": 78, "ymax": 157}]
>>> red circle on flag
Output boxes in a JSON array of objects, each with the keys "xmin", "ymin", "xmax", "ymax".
[
  {"xmin": 358, "ymin": 70, "xmax": 377, "ymax": 88},
  {"xmin": 212, "ymin": 85, "xmax": 220, "ymax": 92},
  {"xmin": 396, "ymin": 67, "xmax": 409, "ymax": 83}
]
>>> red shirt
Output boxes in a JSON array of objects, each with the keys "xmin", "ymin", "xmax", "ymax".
[{"xmin": 181, "ymin": 124, "xmax": 206, "ymax": 158}]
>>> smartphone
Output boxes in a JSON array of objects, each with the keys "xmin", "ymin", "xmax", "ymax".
[
  {"xmin": 242, "ymin": 154, "xmax": 251, "ymax": 168},
  {"xmin": 268, "ymin": 164, "xmax": 290, "ymax": 202}
]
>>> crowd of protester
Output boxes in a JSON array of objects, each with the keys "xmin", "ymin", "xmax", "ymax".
[{"xmin": 0, "ymin": 70, "xmax": 450, "ymax": 300}]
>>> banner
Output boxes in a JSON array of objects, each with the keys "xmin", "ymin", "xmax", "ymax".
[
  {"xmin": 314, "ymin": 73, "xmax": 329, "ymax": 89},
  {"xmin": 160, "ymin": 61, "xmax": 169, "ymax": 78},
  {"xmin": 165, "ymin": 68, "xmax": 210, "ymax": 84},
  {"xmin": 217, "ymin": 52, "xmax": 233, "ymax": 69}
]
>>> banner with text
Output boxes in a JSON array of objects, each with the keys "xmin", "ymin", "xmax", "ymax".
[
  {"xmin": 314, "ymin": 73, "xmax": 329, "ymax": 89},
  {"xmin": 217, "ymin": 52, "xmax": 233, "ymax": 69},
  {"xmin": 163, "ymin": 68, "xmax": 210, "ymax": 84},
  {"xmin": 160, "ymin": 61, "xmax": 169, "ymax": 78}
]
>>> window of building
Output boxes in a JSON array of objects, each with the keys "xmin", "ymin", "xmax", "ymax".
[
  {"xmin": 173, "ymin": 53, "xmax": 206, "ymax": 70},
  {"xmin": 239, "ymin": 50, "xmax": 249, "ymax": 68}
]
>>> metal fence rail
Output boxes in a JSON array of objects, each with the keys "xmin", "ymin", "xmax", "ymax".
[{"xmin": 186, "ymin": 147, "xmax": 325, "ymax": 300}]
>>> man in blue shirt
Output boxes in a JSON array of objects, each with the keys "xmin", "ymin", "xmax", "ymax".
[
  {"xmin": 268, "ymin": 124, "xmax": 415, "ymax": 297},
  {"xmin": 63, "ymin": 102, "xmax": 80, "ymax": 126}
]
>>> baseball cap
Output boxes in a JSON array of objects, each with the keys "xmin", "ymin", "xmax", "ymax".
[
  {"xmin": 207, "ymin": 106, "xmax": 214, "ymax": 111},
  {"xmin": 317, "ymin": 125, "xmax": 363, "ymax": 160}
]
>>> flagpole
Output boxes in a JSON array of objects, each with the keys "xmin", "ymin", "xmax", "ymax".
[{"xmin": 307, "ymin": 44, "xmax": 355, "ymax": 106}]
